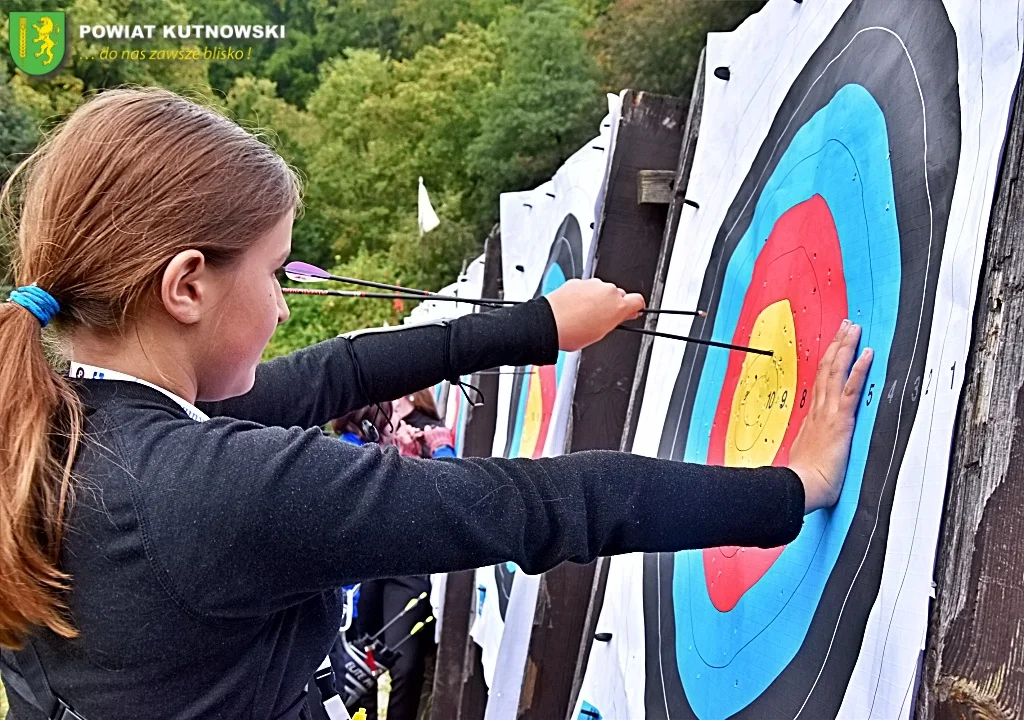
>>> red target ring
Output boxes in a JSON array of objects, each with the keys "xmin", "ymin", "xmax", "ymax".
[{"xmin": 704, "ymin": 195, "xmax": 848, "ymax": 611}]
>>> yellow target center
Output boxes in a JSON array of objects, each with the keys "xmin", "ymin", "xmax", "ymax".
[
  {"xmin": 724, "ymin": 299, "xmax": 798, "ymax": 467},
  {"xmin": 520, "ymin": 368, "xmax": 544, "ymax": 456}
]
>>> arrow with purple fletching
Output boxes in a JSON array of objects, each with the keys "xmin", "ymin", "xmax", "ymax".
[
  {"xmin": 281, "ymin": 261, "xmax": 768, "ymax": 355},
  {"xmin": 282, "ymin": 261, "xmax": 706, "ymax": 317},
  {"xmin": 281, "ymin": 287, "xmax": 513, "ymax": 305},
  {"xmin": 284, "ymin": 261, "xmax": 442, "ymax": 297}
]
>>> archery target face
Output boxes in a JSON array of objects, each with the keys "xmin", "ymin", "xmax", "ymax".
[
  {"xmin": 643, "ymin": 0, "xmax": 961, "ymax": 718},
  {"xmin": 501, "ymin": 214, "xmax": 584, "ymax": 461},
  {"xmin": 493, "ymin": 215, "xmax": 584, "ymax": 620}
]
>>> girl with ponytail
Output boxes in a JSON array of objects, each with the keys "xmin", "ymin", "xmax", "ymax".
[{"xmin": 0, "ymin": 88, "xmax": 871, "ymax": 720}]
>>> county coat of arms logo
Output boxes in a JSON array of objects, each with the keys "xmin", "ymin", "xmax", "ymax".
[{"xmin": 9, "ymin": 11, "xmax": 67, "ymax": 77}]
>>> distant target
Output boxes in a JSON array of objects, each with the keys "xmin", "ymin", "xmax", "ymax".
[{"xmin": 501, "ymin": 215, "xmax": 584, "ymax": 459}]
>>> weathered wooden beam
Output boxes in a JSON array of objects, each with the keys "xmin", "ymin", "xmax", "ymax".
[
  {"xmin": 622, "ymin": 49, "xmax": 706, "ymax": 453},
  {"xmin": 431, "ymin": 570, "xmax": 488, "ymax": 720},
  {"xmin": 431, "ymin": 225, "xmax": 502, "ymax": 720},
  {"xmin": 513, "ymin": 89, "xmax": 690, "ymax": 720},
  {"xmin": 916, "ymin": 70, "xmax": 1024, "ymax": 719},
  {"xmin": 564, "ymin": 555, "xmax": 610, "ymax": 715}
]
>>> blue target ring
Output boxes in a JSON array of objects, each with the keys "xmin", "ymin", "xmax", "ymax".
[{"xmin": 672, "ymin": 84, "xmax": 901, "ymax": 720}]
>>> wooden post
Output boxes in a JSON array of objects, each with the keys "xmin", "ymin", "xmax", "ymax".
[
  {"xmin": 513, "ymin": 89, "xmax": 690, "ymax": 720},
  {"xmin": 917, "ymin": 71, "xmax": 1024, "ymax": 719},
  {"xmin": 430, "ymin": 225, "xmax": 502, "ymax": 720},
  {"xmin": 459, "ymin": 224, "xmax": 504, "ymax": 461},
  {"xmin": 622, "ymin": 50, "xmax": 706, "ymax": 453}
]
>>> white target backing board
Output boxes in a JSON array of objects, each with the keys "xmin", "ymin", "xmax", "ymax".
[
  {"xmin": 412, "ymin": 254, "xmax": 486, "ymax": 641},
  {"xmin": 467, "ymin": 96, "xmax": 622, "ymax": 714},
  {"xmin": 573, "ymin": 1, "xmax": 1023, "ymax": 719}
]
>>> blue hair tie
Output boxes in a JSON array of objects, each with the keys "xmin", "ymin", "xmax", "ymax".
[{"xmin": 8, "ymin": 284, "xmax": 60, "ymax": 327}]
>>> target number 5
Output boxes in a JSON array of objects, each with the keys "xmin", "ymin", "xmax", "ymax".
[{"xmin": 866, "ymin": 383, "xmax": 875, "ymax": 406}]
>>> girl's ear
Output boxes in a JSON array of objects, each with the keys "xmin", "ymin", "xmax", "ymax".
[{"xmin": 160, "ymin": 250, "xmax": 208, "ymax": 324}]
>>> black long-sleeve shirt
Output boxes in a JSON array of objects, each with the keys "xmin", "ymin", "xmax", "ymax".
[{"xmin": 3, "ymin": 299, "xmax": 804, "ymax": 720}]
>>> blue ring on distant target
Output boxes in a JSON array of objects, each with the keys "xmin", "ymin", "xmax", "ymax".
[
  {"xmin": 673, "ymin": 85, "xmax": 901, "ymax": 719},
  {"xmin": 508, "ymin": 263, "xmax": 570, "ymax": 457}
]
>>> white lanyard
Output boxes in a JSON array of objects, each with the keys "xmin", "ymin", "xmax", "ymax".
[{"xmin": 69, "ymin": 361, "xmax": 209, "ymax": 423}]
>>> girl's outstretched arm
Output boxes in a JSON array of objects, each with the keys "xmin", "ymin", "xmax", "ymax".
[
  {"xmin": 198, "ymin": 279, "xmax": 644, "ymax": 429},
  {"xmin": 111, "ymin": 319, "xmax": 870, "ymax": 616},
  {"xmin": 114, "ymin": 412, "xmax": 805, "ymax": 616}
]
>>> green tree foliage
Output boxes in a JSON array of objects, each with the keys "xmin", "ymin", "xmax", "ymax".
[
  {"xmin": 187, "ymin": 0, "xmax": 268, "ymax": 93},
  {"xmin": 0, "ymin": 65, "xmax": 38, "ymax": 186},
  {"xmin": 305, "ymin": 24, "xmax": 500, "ymax": 263},
  {"xmin": 392, "ymin": 0, "xmax": 508, "ymax": 54},
  {"xmin": 0, "ymin": 65, "xmax": 38, "ymax": 283},
  {"xmin": 1, "ymin": 0, "xmax": 766, "ymax": 358},
  {"xmin": 263, "ymin": 248, "xmax": 408, "ymax": 359},
  {"xmin": 466, "ymin": 0, "xmax": 602, "ymax": 224},
  {"xmin": 589, "ymin": 0, "xmax": 764, "ymax": 98},
  {"xmin": 388, "ymin": 216, "xmax": 482, "ymax": 292}
]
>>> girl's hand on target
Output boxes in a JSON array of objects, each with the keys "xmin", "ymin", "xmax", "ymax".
[
  {"xmin": 788, "ymin": 320, "xmax": 873, "ymax": 514},
  {"xmin": 546, "ymin": 278, "xmax": 645, "ymax": 352}
]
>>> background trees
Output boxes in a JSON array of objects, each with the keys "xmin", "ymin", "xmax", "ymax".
[{"xmin": 0, "ymin": 0, "xmax": 765, "ymax": 360}]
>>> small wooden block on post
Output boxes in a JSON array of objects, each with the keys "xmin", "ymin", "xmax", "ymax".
[{"xmin": 637, "ymin": 170, "xmax": 676, "ymax": 204}]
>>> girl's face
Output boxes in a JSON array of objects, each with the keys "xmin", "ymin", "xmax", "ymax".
[{"xmin": 195, "ymin": 210, "xmax": 292, "ymax": 401}]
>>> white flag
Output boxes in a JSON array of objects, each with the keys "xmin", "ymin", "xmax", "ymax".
[{"xmin": 418, "ymin": 176, "xmax": 441, "ymax": 235}]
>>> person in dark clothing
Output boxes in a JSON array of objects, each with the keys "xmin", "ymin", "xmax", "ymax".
[
  {"xmin": 353, "ymin": 390, "xmax": 450, "ymax": 720},
  {"xmin": 329, "ymin": 407, "xmax": 421, "ymax": 719},
  {"xmin": 349, "ymin": 576, "xmax": 431, "ymax": 720},
  {"xmin": 392, "ymin": 389, "xmax": 455, "ymax": 460},
  {"xmin": 331, "ymin": 403, "xmax": 395, "ymax": 449},
  {"xmin": 0, "ymin": 88, "xmax": 872, "ymax": 720}
]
